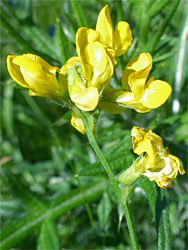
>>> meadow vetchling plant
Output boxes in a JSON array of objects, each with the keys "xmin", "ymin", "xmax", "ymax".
[{"xmin": 6, "ymin": 4, "xmax": 185, "ymax": 249}]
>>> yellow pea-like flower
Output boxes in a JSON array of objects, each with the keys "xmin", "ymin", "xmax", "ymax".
[
  {"xmin": 96, "ymin": 5, "xmax": 133, "ymax": 59},
  {"xmin": 60, "ymin": 57, "xmax": 98, "ymax": 112},
  {"xmin": 76, "ymin": 27, "xmax": 114, "ymax": 90},
  {"xmin": 116, "ymin": 53, "xmax": 172, "ymax": 113},
  {"xmin": 7, "ymin": 54, "xmax": 62, "ymax": 99},
  {"xmin": 119, "ymin": 126, "xmax": 185, "ymax": 188},
  {"xmin": 66, "ymin": 67, "xmax": 99, "ymax": 111}
]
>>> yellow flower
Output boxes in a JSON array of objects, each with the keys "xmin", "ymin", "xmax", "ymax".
[
  {"xmin": 66, "ymin": 67, "xmax": 99, "ymax": 111},
  {"xmin": 66, "ymin": 4, "xmax": 132, "ymax": 112},
  {"xmin": 71, "ymin": 111, "xmax": 85, "ymax": 134},
  {"xmin": 66, "ymin": 27, "xmax": 114, "ymax": 112},
  {"xmin": 76, "ymin": 27, "xmax": 114, "ymax": 89},
  {"xmin": 96, "ymin": 5, "xmax": 133, "ymax": 60},
  {"xmin": 103, "ymin": 53, "xmax": 172, "ymax": 113},
  {"xmin": 101, "ymin": 53, "xmax": 172, "ymax": 114},
  {"xmin": 119, "ymin": 126, "xmax": 185, "ymax": 188},
  {"xmin": 7, "ymin": 54, "xmax": 62, "ymax": 99}
]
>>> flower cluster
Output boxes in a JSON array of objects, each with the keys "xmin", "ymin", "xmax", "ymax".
[
  {"xmin": 6, "ymin": 5, "xmax": 184, "ymax": 187},
  {"xmin": 7, "ymin": 5, "xmax": 171, "ymax": 133},
  {"xmin": 119, "ymin": 126, "xmax": 185, "ymax": 188}
]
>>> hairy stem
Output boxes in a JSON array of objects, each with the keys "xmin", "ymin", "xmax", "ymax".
[{"xmin": 75, "ymin": 109, "xmax": 139, "ymax": 250}]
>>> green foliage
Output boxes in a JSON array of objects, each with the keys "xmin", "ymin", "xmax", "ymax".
[
  {"xmin": 37, "ymin": 219, "xmax": 60, "ymax": 250},
  {"xmin": 0, "ymin": 0, "xmax": 187, "ymax": 249},
  {"xmin": 97, "ymin": 192, "xmax": 112, "ymax": 232}
]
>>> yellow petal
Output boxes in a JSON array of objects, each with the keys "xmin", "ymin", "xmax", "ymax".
[
  {"xmin": 16, "ymin": 54, "xmax": 59, "ymax": 77},
  {"xmin": 83, "ymin": 42, "xmax": 114, "ymax": 87},
  {"xmin": 142, "ymin": 80, "xmax": 172, "ymax": 108},
  {"xmin": 69, "ymin": 84, "xmax": 99, "ymax": 111},
  {"xmin": 96, "ymin": 5, "xmax": 113, "ymax": 48},
  {"xmin": 13, "ymin": 55, "xmax": 45, "ymax": 78},
  {"xmin": 28, "ymin": 89, "xmax": 36, "ymax": 96},
  {"xmin": 8, "ymin": 54, "xmax": 60, "ymax": 97},
  {"xmin": 100, "ymin": 101, "xmax": 125, "ymax": 114},
  {"xmin": 169, "ymin": 155, "xmax": 185, "ymax": 175},
  {"xmin": 7, "ymin": 55, "xmax": 29, "ymax": 88},
  {"xmin": 122, "ymin": 53, "xmax": 152, "ymax": 94},
  {"xmin": 24, "ymin": 54, "xmax": 59, "ymax": 73},
  {"xmin": 131, "ymin": 126, "xmax": 160, "ymax": 164},
  {"xmin": 85, "ymin": 42, "xmax": 107, "ymax": 72},
  {"xmin": 59, "ymin": 57, "xmax": 80, "ymax": 90},
  {"xmin": 116, "ymin": 91, "xmax": 151, "ymax": 113},
  {"xmin": 76, "ymin": 28, "xmax": 100, "ymax": 59},
  {"xmin": 71, "ymin": 111, "xmax": 85, "ymax": 134},
  {"xmin": 113, "ymin": 21, "xmax": 133, "ymax": 57}
]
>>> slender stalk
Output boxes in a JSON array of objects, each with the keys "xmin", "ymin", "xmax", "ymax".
[{"xmin": 76, "ymin": 109, "xmax": 139, "ymax": 250}]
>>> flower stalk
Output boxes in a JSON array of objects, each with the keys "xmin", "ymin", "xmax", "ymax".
[{"xmin": 75, "ymin": 108, "xmax": 139, "ymax": 250}]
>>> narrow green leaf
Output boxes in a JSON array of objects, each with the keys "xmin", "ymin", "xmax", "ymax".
[
  {"xmin": 148, "ymin": 0, "xmax": 181, "ymax": 53},
  {"xmin": 97, "ymin": 130, "xmax": 130, "ymax": 144},
  {"xmin": 61, "ymin": 9, "xmax": 77, "ymax": 37},
  {"xmin": 0, "ymin": 181, "xmax": 107, "ymax": 249},
  {"xmin": 56, "ymin": 17, "xmax": 69, "ymax": 64},
  {"xmin": 0, "ymin": 1, "xmax": 19, "ymax": 21},
  {"xmin": 2, "ymin": 169, "xmax": 46, "ymax": 211},
  {"xmin": 37, "ymin": 219, "xmax": 60, "ymax": 250},
  {"xmin": 79, "ymin": 153, "xmax": 134, "ymax": 176},
  {"xmin": 97, "ymin": 192, "xmax": 112, "ymax": 231},
  {"xmin": 148, "ymin": 0, "xmax": 170, "ymax": 20},
  {"xmin": 156, "ymin": 188, "xmax": 171, "ymax": 250},
  {"xmin": 138, "ymin": 179, "xmax": 171, "ymax": 249},
  {"xmin": 117, "ymin": 0, "xmax": 124, "ymax": 21},
  {"xmin": 21, "ymin": 92, "xmax": 51, "ymax": 127},
  {"xmin": 0, "ymin": 12, "xmax": 59, "ymax": 65},
  {"xmin": 163, "ymin": 206, "xmax": 171, "ymax": 250},
  {"xmin": 2, "ymin": 84, "xmax": 14, "ymax": 137},
  {"xmin": 23, "ymin": 26, "xmax": 61, "ymax": 61},
  {"xmin": 70, "ymin": 0, "xmax": 88, "ymax": 28},
  {"xmin": 137, "ymin": 177, "xmax": 157, "ymax": 219}
]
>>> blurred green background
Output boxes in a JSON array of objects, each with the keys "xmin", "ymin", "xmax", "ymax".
[{"xmin": 0, "ymin": 0, "xmax": 187, "ymax": 249}]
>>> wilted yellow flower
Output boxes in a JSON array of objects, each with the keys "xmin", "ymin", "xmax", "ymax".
[
  {"xmin": 71, "ymin": 110, "xmax": 85, "ymax": 134},
  {"xmin": 7, "ymin": 54, "xmax": 63, "ymax": 99},
  {"xmin": 119, "ymin": 126, "xmax": 185, "ymax": 188},
  {"xmin": 96, "ymin": 4, "xmax": 133, "ymax": 61}
]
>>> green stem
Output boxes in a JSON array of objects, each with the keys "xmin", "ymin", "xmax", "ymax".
[{"xmin": 76, "ymin": 109, "xmax": 139, "ymax": 250}]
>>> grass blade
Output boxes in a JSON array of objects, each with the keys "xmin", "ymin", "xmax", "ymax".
[
  {"xmin": 56, "ymin": 17, "xmax": 69, "ymax": 64},
  {"xmin": 70, "ymin": 0, "xmax": 88, "ymax": 28},
  {"xmin": 0, "ymin": 11, "xmax": 60, "ymax": 65},
  {"xmin": 148, "ymin": 0, "xmax": 180, "ymax": 53},
  {"xmin": 0, "ymin": 181, "xmax": 107, "ymax": 249},
  {"xmin": 37, "ymin": 219, "xmax": 60, "ymax": 250}
]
